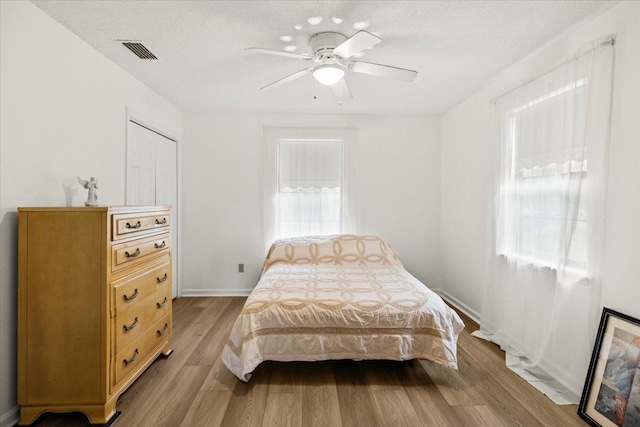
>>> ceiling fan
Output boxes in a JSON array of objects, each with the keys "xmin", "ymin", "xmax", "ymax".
[{"xmin": 246, "ymin": 31, "xmax": 418, "ymax": 100}]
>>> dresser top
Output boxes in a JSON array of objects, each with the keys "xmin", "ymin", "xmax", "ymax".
[{"xmin": 18, "ymin": 205, "xmax": 171, "ymax": 213}]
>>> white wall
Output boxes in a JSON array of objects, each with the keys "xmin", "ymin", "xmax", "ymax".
[
  {"xmin": 4, "ymin": 1, "xmax": 636, "ymax": 424},
  {"xmin": 182, "ymin": 113, "xmax": 440, "ymax": 295},
  {"xmin": 439, "ymin": 0, "xmax": 640, "ymax": 321},
  {"xmin": 0, "ymin": 1, "xmax": 182, "ymax": 425}
]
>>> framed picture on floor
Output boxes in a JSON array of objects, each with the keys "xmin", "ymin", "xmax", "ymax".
[{"xmin": 579, "ymin": 307, "xmax": 640, "ymax": 427}]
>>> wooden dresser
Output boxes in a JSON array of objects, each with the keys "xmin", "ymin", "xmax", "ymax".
[{"xmin": 17, "ymin": 206, "xmax": 174, "ymax": 425}]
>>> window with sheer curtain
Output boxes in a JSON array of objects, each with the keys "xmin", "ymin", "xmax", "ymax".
[
  {"xmin": 263, "ymin": 128, "xmax": 357, "ymax": 245},
  {"xmin": 498, "ymin": 78, "xmax": 589, "ymax": 273},
  {"xmin": 278, "ymin": 140, "xmax": 343, "ymax": 238},
  {"xmin": 480, "ymin": 36, "xmax": 615, "ymax": 403}
]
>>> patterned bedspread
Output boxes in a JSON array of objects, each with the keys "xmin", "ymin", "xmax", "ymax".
[{"xmin": 222, "ymin": 235, "xmax": 465, "ymax": 381}]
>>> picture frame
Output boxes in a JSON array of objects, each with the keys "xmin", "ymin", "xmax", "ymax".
[{"xmin": 578, "ymin": 307, "xmax": 640, "ymax": 427}]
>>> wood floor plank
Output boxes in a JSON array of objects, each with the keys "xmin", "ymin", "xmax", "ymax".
[
  {"xmin": 179, "ymin": 390, "xmax": 233, "ymax": 427},
  {"xmin": 221, "ymin": 364, "xmax": 272, "ymax": 427},
  {"xmin": 394, "ymin": 359, "xmax": 463, "ymax": 427},
  {"xmin": 44, "ymin": 297, "xmax": 588, "ymax": 427},
  {"xmin": 419, "ymin": 358, "xmax": 484, "ymax": 406},
  {"xmin": 172, "ymin": 297, "xmax": 201, "ymax": 324},
  {"xmin": 115, "ymin": 321, "xmax": 215, "ymax": 424},
  {"xmin": 302, "ymin": 361, "xmax": 335, "ymax": 386},
  {"xmin": 185, "ymin": 298, "xmax": 244, "ymax": 366},
  {"xmin": 171, "ymin": 305, "xmax": 206, "ymax": 334},
  {"xmin": 302, "ymin": 362, "xmax": 342, "ymax": 427},
  {"xmin": 562, "ymin": 403, "xmax": 585, "ymax": 422},
  {"xmin": 371, "ymin": 390, "xmax": 424, "ymax": 427},
  {"xmin": 453, "ymin": 345, "xmax": 545, "ymax": 427},
  {"xmin": 191, "ymin": 297, "xmax": 216, "ymax": 308},
  {"xmin": 172, "ymin": 296, "xmax": 195, "ymax": 312},
  {"xmin": 193, "ymin": 296, "xmax": 236, "ymax": 324},
  {"xmin": 456, "ymin": 314, "xmax": 584, "ymax": 426},
  {"xmin": 268, "ymin": 361, "xmax": 306, "ymax": 394},
  {"xmin": 146, "ymin": 365, "xmax": 210, "ymax": 427},
  {"xmin": 200, "ymin": 355, "xmax": 239, "ymax": 391},
  {"xmin": 261, "ymin": 393, "xmax": 302, "ymax": 427},
  {"xmin": 452, "ymin": 405, "xmax": 506, "ymax": 427},
  {"xmin": 457, "ymin": 332, "xmax": 585, "ymax": 427},
  {"xmin": 362, "ymin": 360, "xmax": 404, "ymax": 390},
  {"xmin": 333, "ymin": 361, "xmax": 381, "ymax": 427}
]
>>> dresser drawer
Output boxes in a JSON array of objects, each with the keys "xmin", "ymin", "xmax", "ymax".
[
  {"xmin": 112, "ymin": 211, "xmax": 170, "ymax": 241},
  {"xmin": 113, "ymin": 314, "xmax": 172, "ymax": 386},
  {"xmin": 111, "ymin": 233, "xmax": 170, "ymax": 273},
  {"xmin": 111, "ymin": 259, "xmax": 170, "ymax": 316},
  {"xmin": 114, "ymin": 284, "xmax": 172, "ymax": 354}
]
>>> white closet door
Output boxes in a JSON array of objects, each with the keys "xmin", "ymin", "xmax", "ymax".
[
  {"xmin": 155, "ymin": 137, "xmax": 177, "ymax": 207},
  {"xmin": 126, "ymin": 120, "xmax": 179, "ymax": 298},
  {"xmin": 126, "ymin": 122, "xmax": 156, "ymax": 205},
  {"xmin": 155, "ymin": 136, "xmax": 178, "ymax": 299}
]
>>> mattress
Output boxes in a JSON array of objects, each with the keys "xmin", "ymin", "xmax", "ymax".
[{"xmin": 222, "ymin": 235, "xmax": 465, "ymax": 381}]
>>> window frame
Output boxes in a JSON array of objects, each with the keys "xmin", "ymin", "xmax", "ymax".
[
  {"xmin": 276, "ymin": 138, "xmax": 345, "ymax": 238},
  {"xmin": 497, "ymin": 78, "xmax": 590, "ymax": 274},
  {"xmin": 263, "ymin": 128, "xmax": 357, "ymax": 250}
]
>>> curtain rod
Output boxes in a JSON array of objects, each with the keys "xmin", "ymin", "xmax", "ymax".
[{"xmin": 490, "ymin": 36, "xmax": 615, "ymax": 103}]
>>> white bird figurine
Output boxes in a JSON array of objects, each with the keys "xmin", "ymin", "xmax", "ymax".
[{"xmin": 77, "ymin": 176, "xmax": 99, "ymax": 207}]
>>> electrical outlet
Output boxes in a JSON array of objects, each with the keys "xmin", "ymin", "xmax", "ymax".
[{"xmin": 238, "ymin": 263, "xmax": 244, "ymax": 273}]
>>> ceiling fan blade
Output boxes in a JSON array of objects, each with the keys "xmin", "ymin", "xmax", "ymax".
[
  {"xmin": 349, "ymin": 61, "xmax": 417, "ymax": 82},
  {"xmin": 333, "ymin": 31, "xmax": 381, "ymax": 59},
  {"xmin": 246, "ymin": 48, "xmax": 311, "ymax": 60},
  {"xmin": 260, "ymin": 68, "xmax": 314, "ymax": 90},
  {"xmin": 331, "ymin": 79, "xmax": 352, "ymax": 101}
]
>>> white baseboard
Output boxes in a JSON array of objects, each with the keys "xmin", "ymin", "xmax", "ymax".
[
  {"xmin": 433, "ymin": 289, "xmax": 481, "ymax": 325},
  {"xmin": 0, "ymin": 405, "xmax": 19, "ymax": 427},
  {"xmin": 180, "ymin": 288, "xmax": 252, "ymax": 297}
]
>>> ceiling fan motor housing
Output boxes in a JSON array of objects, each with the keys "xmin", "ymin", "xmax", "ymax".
[{"xmin": 309, "ymin": 32, "xmax": 348, "ymax": 62}]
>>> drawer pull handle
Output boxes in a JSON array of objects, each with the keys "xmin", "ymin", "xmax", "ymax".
[
  {"xmin": 157, "ymin": 324, "xmax": 169, "ymax": 336},
  {"xmin": 125, "ymin": 248, "xmax": 141, "ymax": 258},
  {"xmin": 157, "ymin": 297, "xmax": 168, "ymax": 308},
  {"xmin": 123, "ymin": 288, "xmax": 139, "ymax": 301},
  {"xmin": 155, "ymin": 218, "xmax": 167, "ymax": 225},
  {"xmin": 123, "ymin": 349, "xmax": 139, "ymax": 366},
  {"xmin": 123, "ymin": 317, "xmax": 139, "ymax": 332},
  {"xmin": 154, "ymin": 241, "xmax": 166, "ymax": 249},
  {"xmin": 126, "ymin": 221, "xmax": 142, "ymax": 229},
  {"xmin": 157, "ymin": 273, "xmax": 168, "ymax": 283}
]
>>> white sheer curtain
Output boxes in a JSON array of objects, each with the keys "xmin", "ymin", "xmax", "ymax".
[
  {"xmin": 264, "ymin": 128, "xmax": 357, "ymax": 248},
  {"xmin": 478, "ymin": 36, "xmax": 615, "ymax": 403}
]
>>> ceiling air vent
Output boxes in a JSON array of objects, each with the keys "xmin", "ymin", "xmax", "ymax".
[{"xmin": 120, "ymin": 41, "xmax": 158, "ymax": 60}]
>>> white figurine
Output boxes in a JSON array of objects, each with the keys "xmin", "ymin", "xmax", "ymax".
[{"xmin": 77, "ymin": 176, "xmax": 99, "ymax": 207}]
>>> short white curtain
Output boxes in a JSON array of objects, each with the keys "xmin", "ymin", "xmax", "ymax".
[
  {"xmin": 263, "ymin": 128, "xmax": 357, "ymax": 248},
  {"xmin": 278, "ymin": 140, "xmax": 343, "ymax": 190},
  {"xmin": 480, "ymin": 36, "xmax": 615, "ymax": 402}
]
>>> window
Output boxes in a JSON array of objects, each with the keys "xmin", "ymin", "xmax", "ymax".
[
  {"xmin": 484, "ymin": 36, "xmax": 615, "ymax": 402},
  {"xmin": 277, "ymin": 139, "xmax": 343, "ymax": 238},
  {"xmin": 497, "ymin": 79, "xmax": 589, "ymax": 273},
  {"xmin": 263, "ymin": 128, "xmax": 357, "ymax": 245}
]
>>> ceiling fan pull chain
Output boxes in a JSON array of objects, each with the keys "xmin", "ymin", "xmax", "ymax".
[
  {"xmin": 339, "ymin": 81, "xmax": 343, "ymax": 106},
  {"xmin": 314, "ymin": 78, "xmax": 318, "ymax": 100}
]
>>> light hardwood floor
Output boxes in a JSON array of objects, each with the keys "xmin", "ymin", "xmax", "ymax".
[{"xmin": 33, "ymin": 297, "xmax": 587, "ymax": 427}]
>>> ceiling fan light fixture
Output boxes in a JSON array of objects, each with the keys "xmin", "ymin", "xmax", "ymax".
[{"xmin": 313, "ymin": 64, "xmax": 344, "ymax": 85}]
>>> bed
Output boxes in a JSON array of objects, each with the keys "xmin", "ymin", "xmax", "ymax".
[{"xmin": 222, "ymin": 234, "xmax": 465, "ymax": 381}]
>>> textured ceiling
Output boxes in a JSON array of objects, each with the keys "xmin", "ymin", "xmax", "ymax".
[{"xmin": 31, "ymin": 1, "xmax": 616, "ymax": 114}]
